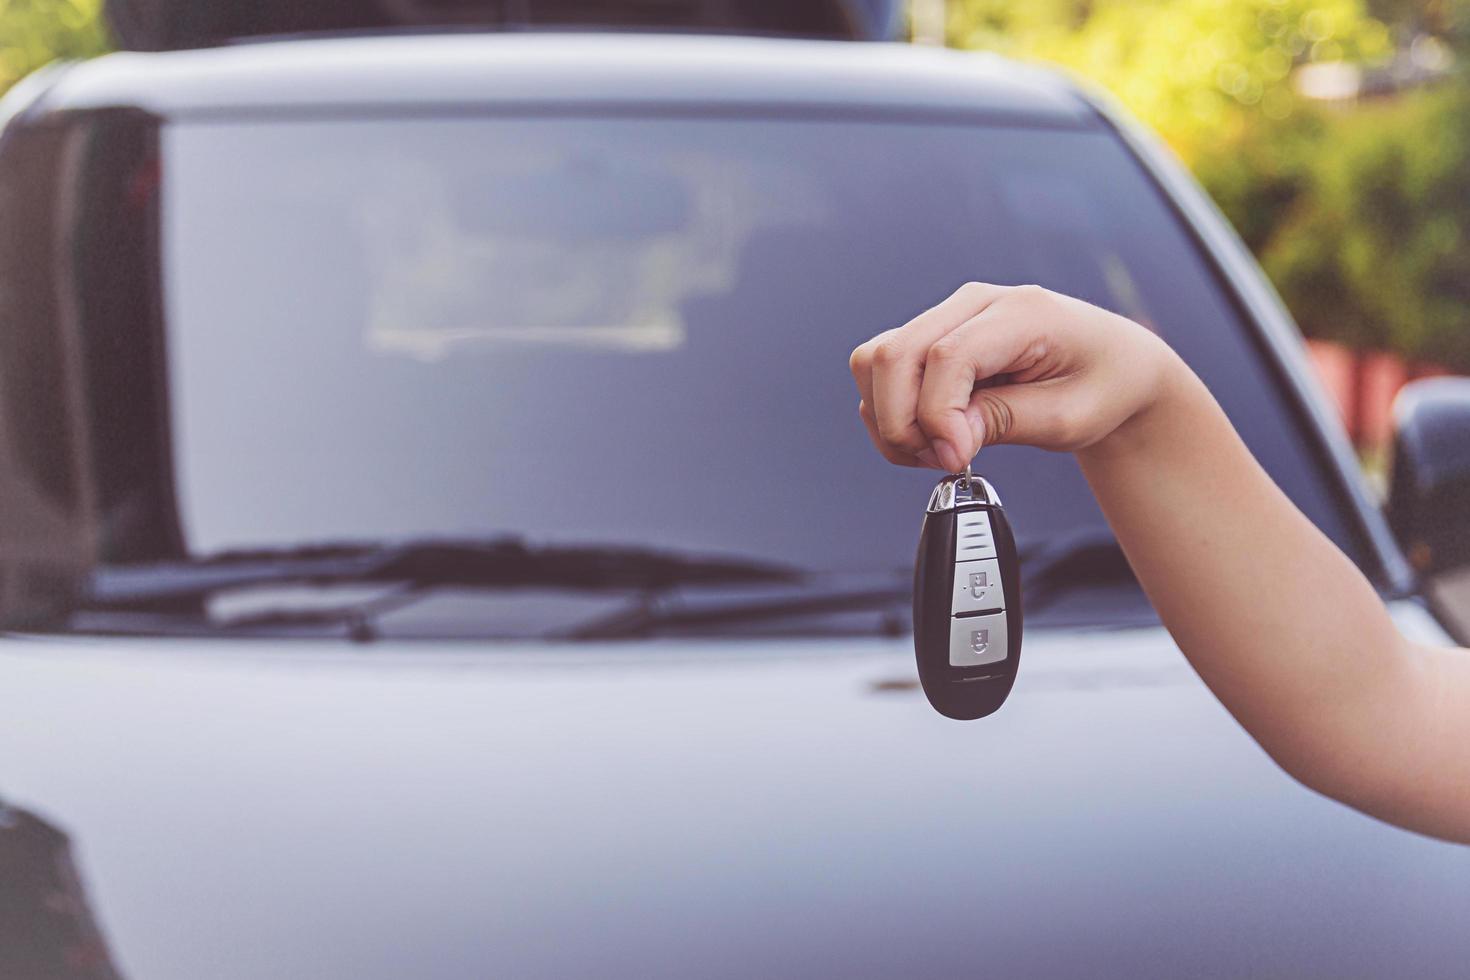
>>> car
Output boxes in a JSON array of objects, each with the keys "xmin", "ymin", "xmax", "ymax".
[{"xmin": 2, "ymin": 2, "xmax": 1469, "ymax": 977}]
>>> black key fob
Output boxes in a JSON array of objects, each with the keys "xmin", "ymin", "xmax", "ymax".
[{"xmin": 913, "ymin": 470, "xmax": 1022, "ymax": 720}]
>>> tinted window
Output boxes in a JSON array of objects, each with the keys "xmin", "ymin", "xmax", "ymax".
[
  {"xmin": 0, "ymin": 125, "xmax": 80, "ymax": 513},
  {"xmin": 121, "ymin": 113, "xmax": 1364, "ymax": 630}
]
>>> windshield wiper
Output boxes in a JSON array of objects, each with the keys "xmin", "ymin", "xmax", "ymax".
[
  {"xmin": 75, "ymin": 532, "xmax": 1137, "ymax": 641},
  {"xmin": 563, "ymin": 578, "xmax": 912, "ymax": 640},
  {"xmin": 573, "ymin": 532, "xmax": 1145, "ymax": 638},
  {"xmin": 83, "ymin": 538, "xmax": 803, "ymax": 614}
]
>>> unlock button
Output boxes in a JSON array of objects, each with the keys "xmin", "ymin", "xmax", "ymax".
[{"xmin": 952, "ymin": 558, "xmax": 1005, "ymax": 615}]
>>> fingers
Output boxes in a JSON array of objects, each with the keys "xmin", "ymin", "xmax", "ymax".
[
  {"xmin": 849, "ymin": 282, "xmax": 1008, "ymax": 461},
  {"xmin": 915, "ymin": 309, "xmax": 1050, "ymax": 468},
  {"xmin": 966, "ymin": 379, "xmax": 1082, "ymax": 451},
  {"xmin": 858, "ymin": 401, "xmax": 931, "ymax": 467},
  {"xmin": 852, "ymin": 284, "xmax": 1152, "ymax": 465}
]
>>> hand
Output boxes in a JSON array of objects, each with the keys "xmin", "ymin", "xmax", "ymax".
[{"xmin": 849, "ymin": 282, "xmax": 1178, "ymax": 472}]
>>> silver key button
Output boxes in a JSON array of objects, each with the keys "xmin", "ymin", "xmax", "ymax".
[
  {"xmin": 949, "ymin": 612, "xmax": 1008, "ymax": 667},
  {"xmin": 952, "ymin": 558, "xmax": 1005, "ymax": 615}
]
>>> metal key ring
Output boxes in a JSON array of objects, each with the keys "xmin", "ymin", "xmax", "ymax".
[{"xmin": 962, "ymin": 463, "xmax": 974, "ymax": 491}]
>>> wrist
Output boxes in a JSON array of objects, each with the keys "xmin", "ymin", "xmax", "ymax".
[{"xmin": 1080, "ymin": 341, "xmax": 1197, "ymax": 464}]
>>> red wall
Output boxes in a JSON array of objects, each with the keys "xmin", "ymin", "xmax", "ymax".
[{"xmin": 1304, "ymin": 339, "xmax": 1452, "ymax": 451}]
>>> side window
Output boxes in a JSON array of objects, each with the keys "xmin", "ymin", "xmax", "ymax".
[
  {"xmin": 0, "ymin": 124, "xmax": 80, "ymax": 514},
  {"xmin": 66, "ymin": 112, "xmax": 180, "ymax": 562},
  {"xmin": 0, "ymin": 111, "xmax": 176, "ymax": 573},
  {"xmin": 0, "ymin": 122, "xmax": 96, "ymax": 622}
]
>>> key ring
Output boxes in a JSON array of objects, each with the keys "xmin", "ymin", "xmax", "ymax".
[{"xmin": 962, "ymin": 463, "xmax": 974, "ymax": 491}]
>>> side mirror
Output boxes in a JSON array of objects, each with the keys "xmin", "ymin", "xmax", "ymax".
[{"xmin": 1387, "ymin": 377, "xmax": 1470, "ymax": 575}]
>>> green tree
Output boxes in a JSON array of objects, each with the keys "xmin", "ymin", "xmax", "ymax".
[
  {"xmin": 1263, "ymin": 86, "xmax": 1470, "ymax": 368},
  {"xmin": 947, "ymin": 0, "xmax": 1392, "ymax": 163},
  {"xmin": 0, "ymin": 0, "xmax": 109, "ymax": 96}
]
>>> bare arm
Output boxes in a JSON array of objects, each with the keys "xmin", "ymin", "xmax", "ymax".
[{"xmin": 850, "ymin": 282, "xmax": 1470, "ymax": 841}]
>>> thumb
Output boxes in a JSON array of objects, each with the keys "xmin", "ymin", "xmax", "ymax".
[{"xmin": 969, "ymin": 381, "xmax": 1068, "ymax": 452}]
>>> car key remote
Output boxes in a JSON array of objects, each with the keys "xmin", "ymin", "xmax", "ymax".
[{"xmin": 913, "ymin": 467, "xmax": 1022, "ymax": 720}]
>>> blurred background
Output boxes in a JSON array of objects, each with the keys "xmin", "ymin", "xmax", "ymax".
[
  {"xmin": 916, "ymin": 0, "xmax": 1470, "ymax": 461},
  {"xmin": 1, "ymin": 0, "xmax": 1467, "ymax": 459}
]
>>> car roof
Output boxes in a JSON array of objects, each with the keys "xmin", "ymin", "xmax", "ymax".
[{"xmin": 27, "ymin": 32, "xmax": 1096, "ymax": 128}]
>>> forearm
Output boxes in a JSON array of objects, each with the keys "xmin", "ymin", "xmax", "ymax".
[
  {"xmin": 850, "ymin": 282, "xmax": 1470, "ymax": 838},
  {"xmin": 1078, "ymin": 353, "xmax": 1470, "ymax": 839}
]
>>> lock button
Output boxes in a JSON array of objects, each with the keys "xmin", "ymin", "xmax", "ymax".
[{"xmin": 951, "ymin": 558, "xmax": 1005, "ymax": 615}]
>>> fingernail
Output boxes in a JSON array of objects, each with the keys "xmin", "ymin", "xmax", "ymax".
[
  {"xmin": 966, "ymin": 406, "xmax": 986, "ymax": 448},
  {"xmin": 933, "ymin": 440, "xmax": 960, "ymax": 472},
  {"xmin": 916, "ymin": 448, "xmax": 941, "ymax": 469}
]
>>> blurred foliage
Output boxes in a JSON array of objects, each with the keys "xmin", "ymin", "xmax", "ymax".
[
  {"xmin": 950, "ymin": 0, "xmax": 1470, "ymax": 370},
  {"xmin": 1367, "ymin": 0, "xmax": 1470, "ymax": 49},
  {"xmin": 0, "ymin": 0, "xmax": 107, "ymax": 94},
  {"xmin": 949, "ymin": 0, "xmax": 1392, "ymax": 158},
  {"xmin": 1259, "ymin": 85, "xmax": 1470, "ymax": 364}
]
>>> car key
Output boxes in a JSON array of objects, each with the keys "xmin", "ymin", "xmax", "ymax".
[{"xmin": 913, "ymin": 466, "xmax": 1022, "ymax": 720}]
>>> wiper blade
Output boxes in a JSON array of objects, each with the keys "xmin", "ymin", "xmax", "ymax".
[
  {"xmin": 79, "ymin": 532, "xmax": 1137, "ymax": 637},
  {"xmin": 570, "ymin": 531, "xmax": 1141, "ymax": 639},
  {"xmin": 564, "ymin": 577, "xmax": 912, "ymax": 640},
  {"xmin": 84, "ymin": 538, "xmax": 802, "ymax": 612},
  {"xmin": 573, "ymin": 532, "xmax": 1141, "ymax": 640}
]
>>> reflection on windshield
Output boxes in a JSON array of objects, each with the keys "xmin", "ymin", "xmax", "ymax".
[
  {"xmin": 162, "ymin": 119, "xmax": 1356, "ymax": 567},
  {"xmin": 358, "ymin": 144, "xmax": 816, "ymax": 362},
  {"xmin": 42, "ymin": 112, "xmax": 1356, "ymax": 636}
]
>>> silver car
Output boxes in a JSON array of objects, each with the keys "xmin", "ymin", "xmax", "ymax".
[{"xmin": 0, "ymin": 3, "xmax": 1467, "ymax": 977}]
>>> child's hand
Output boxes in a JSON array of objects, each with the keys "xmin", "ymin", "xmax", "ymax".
[{"xmin": 848, "ymin": 282, "xmax": 1178, "ymax": 473}]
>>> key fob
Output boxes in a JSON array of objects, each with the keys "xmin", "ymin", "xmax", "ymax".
[{"xmin": 913, "ymin": 471, "xmax": 1022, "ymax": 720}]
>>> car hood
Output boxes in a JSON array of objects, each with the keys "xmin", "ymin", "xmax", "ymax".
[{"xmin": 0, "ymin": 603, "xmax": 1466, "ymax": 980}]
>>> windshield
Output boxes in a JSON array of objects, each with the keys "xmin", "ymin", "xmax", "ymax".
[{"xmin": 79, "ymin": 112, "xmax": 1359, "ymax": 635}]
